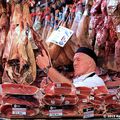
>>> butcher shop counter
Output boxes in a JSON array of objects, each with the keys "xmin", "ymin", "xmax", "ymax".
[{"xmin": 3, "ymin": 112, "xmax": 119, "ymax": 119}]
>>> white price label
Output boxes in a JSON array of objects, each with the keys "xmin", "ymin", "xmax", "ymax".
[
  {"xmin": 83, "ymin": 111, "xmax": 94, "ymax": 118},
  {"xmin": 76, "ymin": 90, "xmax": 80, "ymax": 94},
  {"xmin": 56, "ymin": 83, "xmax": 61, "ymax": 88},
  {"xmin": 65, "ymin": 100, "xmax": 70, "ymax": 105},
  {"xmin": 90, "ymin": 96, "xmax": 94, "ymax": 100},
  {"xmin": 12, "ymin": 108, "xmax": 26, "ymax": 115},
  {"xmin": 82, "ymin": 99, "xmax": 88, "ymax": 103},
  {"xmin": 49, "ymin": 109, "xmax": 63, "ymax": 117}
]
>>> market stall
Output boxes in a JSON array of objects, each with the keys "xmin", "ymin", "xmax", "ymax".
[{"xmin": 0, "ymin": 0, "xmax": 120, "ymax": 119}]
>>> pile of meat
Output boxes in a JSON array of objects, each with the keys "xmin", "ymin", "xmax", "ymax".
[
  {"xmin": 40, "ymin": 81, "xmax": 120, "ymax": 117},
  {"xmin": 0, "ymin": 83, "xmax": 40, "ymax": 118},
  {"xmin": 0, "ymin": 0, "xmax": 120, "ymax": 118},
  {"xmin": 0, "ymin": 81, "xmax": 119, "ymax": 118}
]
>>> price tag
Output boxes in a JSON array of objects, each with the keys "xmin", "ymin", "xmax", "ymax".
[
  {"xmin": 112, "ymin": 96, "xmax": 117, "ymax": 100},
  {"xmin": 64, "ymin": 100, "xmax": 70, "ymax": 105},
  {"xmin": 47, "ymin": 26, "xmax": 74, "ymax": 47},
  {"xmin": 49, "ymin": 109, "xmax": 63, "ymax": 117},
  {"xmin": 12, "ymin": 104, "xmax": 26, "ymax": 115},
  {"xmin": 82, "ymin": 99, "xmax": 88, "ymax": 103},
  {"xmin": 56, "ymin": 83, "xmax": 61, "ymax": 88},
  {"xmin": 83, "ymin": 108, "xmax": 94, "ymax": 118},
  {"xmin": 76, "ymin": 90, "xmax": 80, "ymax": 94},
  {"xmin": 89, "ymin": 96, "xmax": 94, "ymax": 100}
]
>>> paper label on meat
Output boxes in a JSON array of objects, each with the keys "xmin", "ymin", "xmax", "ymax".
[
  {"xmin": 64, "ymin": 100, "xmax": 70, "ymax": 105},
  {"xmin": 12, "ymin": 104, "xmax": 26, "ymax": 115},
  {"xmin": 49, "ymin": 109, "xmax": 63, "ymax": 117},
  {"xmin": 47, "ymin": 26, "xmax": 74, "ymax": 47},
  {"xmin": 89, "ymin": 96, "xmax": 94, "ymax": 100},
  {"xmin": 76, "ymin": 90, "xmax": 80, "ymax": 94},
  {"xmin": 56, "ymin": 83, "xmax": 61, "ymax": 88},
  {"xmin": 83, "ymin": 107, "xmax": 94, "ymax": 118},
  {"xmin": 82, "ymin": 99, "xmax": 88, "ymax": 103}
]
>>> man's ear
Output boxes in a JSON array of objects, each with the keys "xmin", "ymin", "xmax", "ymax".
[
  {"xmin": 88, "ymin": 61, "xmax": 92, "ymax": 67},
  {"xmin": 88, "ymin": 58, "xmax": 95, "ymax": 67}
]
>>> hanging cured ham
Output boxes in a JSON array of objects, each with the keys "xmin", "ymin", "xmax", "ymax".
[
  {"xmin": 2, "ymin": 2, "xmax": 36, "ymax": 84},
  {"xmin": 0, "ymin": 3, "xmax": 8, "ymax": 64}
]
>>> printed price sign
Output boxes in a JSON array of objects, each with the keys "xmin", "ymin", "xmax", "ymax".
[
  {"xmin": 83, "ymin": 107, "xmax": 94, "ymax": 118},
  {"xmin": 49, "ymin": 109, "xmax": 63, "ymax": 117},
  {"xmin": 12, "ymin": 104, "xmax": 26, "ymax": 115},
  {"xmin": 47, "ymin": 26, "xmax": 74, "ymax": 47}
]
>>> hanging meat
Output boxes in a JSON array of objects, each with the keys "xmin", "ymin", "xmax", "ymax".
[
  {"xmin": 12, "ymin": 3, "xmax": 22, "ymax": 25},
  {"xmin": 29, "ymin": 26, "xmax": 52, "ymax": 66},
  {"xmin": 45, "ymin": 3, "xmax": 83, "ymax": 67},
  {"xmin": 0, "ymin": 3, "xmax": 8, "ymax": 64},
  {"xmin": 22, "ymin": 1, "xmax": 33, "ymax": 27},
  {"xmin": 2, "ymin": 2, "xmax": 36, "ymax": 84},
  {"xmin": 0, "ymin": 22, "xmax": 7, "ymax": 64},
  {"xmin": 115, "ymin": 40, "xmax": 120, "ymax": 71},
  {"xmin": 3, "ymin": 26, "xmax": 36, "ymax": 84}
]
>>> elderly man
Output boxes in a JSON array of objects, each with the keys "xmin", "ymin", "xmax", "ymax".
[{"xmin": 36, "ymin": 47, "xmax": 105, "ymax": 88}]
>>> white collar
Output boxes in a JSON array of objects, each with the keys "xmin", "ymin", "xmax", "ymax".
[{"xmin": 76, "ymin": 72, "xmax": 95, "ymax": 80}]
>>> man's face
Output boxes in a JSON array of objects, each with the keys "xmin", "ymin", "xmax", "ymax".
[{"xmin": 73, "ymin": 53, "xmax": 92, "ymax": 77}]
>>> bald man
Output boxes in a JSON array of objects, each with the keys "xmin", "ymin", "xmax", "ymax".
[{"xmin": 36, "ymin": 47, "xmax": 105, "ymax": 88}]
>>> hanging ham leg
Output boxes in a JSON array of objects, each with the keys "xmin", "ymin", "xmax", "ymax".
[
  {"xmin": 115, "ymin": 40, "xmax": 120, "ymax": 71},
  {"xmin": 29, "ymin": 26, "xmax": 52, "ymax": 65}
]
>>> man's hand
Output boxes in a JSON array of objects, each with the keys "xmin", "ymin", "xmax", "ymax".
[{"xmin": 36, "ymin": 49, "xmax": 50, "ymax": 69}]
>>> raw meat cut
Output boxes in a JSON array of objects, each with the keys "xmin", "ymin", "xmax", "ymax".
[
  {"xmin": 44, "ymin": 82, "xmax": 76, "ymax": 95},
  {"xmin": 1, "ymin": 104, "xmax": 39, "ymax": 118},
  {"xmin": 3, "ymin": 95, "xmax": 39, "ymax": 107},
  {"xmin": 2, "ymin": 83, "xmax": 39, "ymax": 95}
]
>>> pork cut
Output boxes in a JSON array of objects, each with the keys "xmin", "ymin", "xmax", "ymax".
[
  {"xmin": 90, "ymin": 0, "xmax": 102, "ymax": 15},
  {"xmin": 43, "ymin": 94, "xmax": 78, "ymax": 106},
  {"xmin": 93, "ymin": 86, "xmax": 109, "ymax": 96},
  {"xmin": 76, "ymin": 86, "xmax": 92, "ymax": 96},
  {"xmin": 41, "ymin": 106, "xmax": 78, "ymax": 117},
  {"xmin": 3, "ymin": 95, "xmax": 39, "ymax": 107},
  {"xmin": 115, "ymin": 40, "xmax": 120, "ymax": 70},
  {"xmin": 43, "ymin": 95, "xmax": 63, "ymax": 106},
  {"xmin": 1, "ymin": 104, "xmax": 39, "ymax": 118},
  {"xmin": 104, "ymin": 94, "xmax": 119, "ymax": 105},
  {"xmin": 44, "ymin": 82, "xmax": 76, "ymax": 95},
  {"xmin": 2, "ymin": 83, "xmax": 39, "ymax": 95}
]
